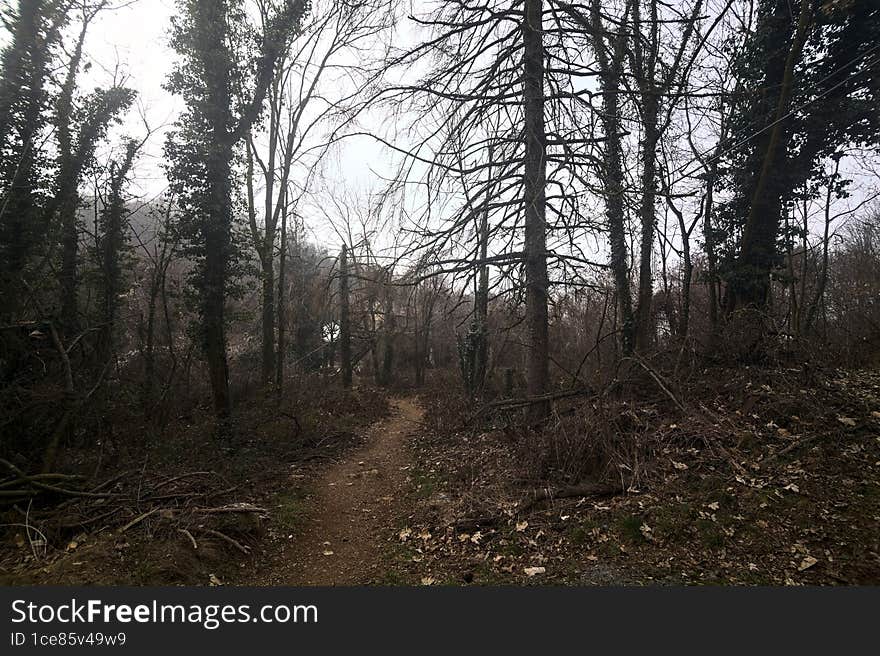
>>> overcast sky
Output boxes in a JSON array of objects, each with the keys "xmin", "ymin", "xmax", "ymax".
[
  {"xmin": 82, "ymin": 0, "xmax": 179, "ymax": 198},
  {"xmin": 56, "ymin": 0, "xmax": 880, "ymax": 262},
  {"xmin": 81, "ymin": 0, "xmax": 392, "ymax": 250}
]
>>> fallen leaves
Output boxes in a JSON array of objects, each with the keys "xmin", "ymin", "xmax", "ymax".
[
  {"xmin": 391, "ymin": 367, "xmax": 880, "ymax": 587},
  {"xmin": 798, "ymin": 556, "xmax": 818, "ymax": 572}
]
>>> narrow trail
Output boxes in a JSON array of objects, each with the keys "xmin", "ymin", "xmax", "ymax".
[{"xmin": 259, "ymin": 397, "xmax": 423, "ymax": 585}]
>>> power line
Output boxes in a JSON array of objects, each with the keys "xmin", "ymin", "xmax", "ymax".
[{"xmin": 668, "ymin": 42, "xmax": 880, "ymax": 188}]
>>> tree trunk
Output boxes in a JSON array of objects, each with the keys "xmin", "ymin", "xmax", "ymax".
[
  {"xmin": 680, "ymin": 231, "xmax": 693, "ymax": 341},
  {"xmin": 380, "ymin": 295, "xmax": 395, "ymax": 386},
  {"xmin": 634, "ymin": 98, "xmax": 659, "ymax": 352},
  {"xmin": 174, "ymin": 0, "xmax": 307, "ymax": 418},
  {"xmin": 667, "ymin": 198, "xmax": 695, "ymax": 343},
  {"xmin": 339, "ymin": 244, "xmax": 352, "ymax": 388},
  {"xmin": 0, "ymin": 0, "xmax": 55, "ymax": 316},
  {"xmin": 199, "ymin": 0, "xmax": 235, "ymax": 417},
  {"xmin": 261, "ymin": 258, "xmax": 275, "ymax": 384},
  {"xmin": 630, "ymin": 0, "xmax": 662, "ymax": 353},
  {"xmin": 59, "ymin": 195, "xmax": 80, "ymax": 331},
  {"xmin": 591, "ymin": 0, "xmax": 634, "ymax": 355},
  {"xmin": 99, "ymin": 141, "xmax": 137, "ymax": 364},
  {"xmin": 703, "ymin": 161, "xmax": 719, "ymax": 331},
  {"xmin": 143, "ymin": 271, "xmax": 158, "ymax": 407},
  {"xmin": 56, "ymin": 14, "xmax": 90, "ymax": 333},
  {"xmin": 202, "ymin": 151, "xmax": 232, "ymax": 417},
  {"xmin": 804, "ymin": 161, "xmax": 838, "ymax": 333},
  {"xmin": 246, "ymin": 135, "xmax": 276, "ymax": 386},
  {"xmin": 474, "ymin": 168, "xmax": 490, "ymax": 394},
  {"xmin": 726, "ymin": 0, "xmax": 812, "ymax": 313},
  {"xmin": 276, "ymin": 199, "xmax": 287, "ymax": 393},
  {"xmin": 522, "ymin": 0, "xmax": 550, "ymax": 422}
]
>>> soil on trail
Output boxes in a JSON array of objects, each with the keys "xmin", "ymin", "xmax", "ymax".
[{"xmin": 257, "ymin": 397, "xmax": 422, "ymax": 585}]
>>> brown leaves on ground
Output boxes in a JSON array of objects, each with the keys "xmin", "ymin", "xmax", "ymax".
[{"xmin": 384, "ymin": 366, "xmax": 880, "ymax": 585}]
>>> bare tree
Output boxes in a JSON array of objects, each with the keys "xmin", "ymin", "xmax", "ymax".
[{"xmin": 339, "ymin": 242, "xmax": 352, "ymax": 387}]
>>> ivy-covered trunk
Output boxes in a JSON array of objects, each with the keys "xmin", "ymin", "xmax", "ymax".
[{"xmin": 726, "ymin": 0, "xmax": 812, "ymax": 314}]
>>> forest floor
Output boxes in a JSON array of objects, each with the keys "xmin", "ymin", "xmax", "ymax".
[
  {"xmin": 245, "ymin": 364, "xmax": 880, "ymax": 587},
  {"xmin": 0, "ymin": 379, "xmax": 393, "ymax": 585},
  {"xmin": 378, "ymin": 366, "xmax": 880, "ymax": 585},
  {"xmin": 2, "ymin": 364, "xmax": 878, "ymax": 586}
]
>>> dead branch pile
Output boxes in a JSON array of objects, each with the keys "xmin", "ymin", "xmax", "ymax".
[{"xmin": 1, "ymin": 461, "xmax": 266, "ymax": 558}]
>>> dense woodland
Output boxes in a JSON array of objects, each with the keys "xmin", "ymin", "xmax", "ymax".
[{"xmin": 0, "ymin": 0, "xmax": 878, "ymax": 585}]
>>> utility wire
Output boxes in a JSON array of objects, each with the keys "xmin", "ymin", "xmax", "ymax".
[{"xmin": 667, "ymin": 42, "xmax": 880, "ymax": 188}]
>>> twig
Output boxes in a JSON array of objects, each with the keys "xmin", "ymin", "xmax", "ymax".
[
  {"xmin": 58, "ymin": 507, "xmax": 122, "ymax": 530},
  {"xmin": 121, "ymin": 508, "xmax": 161, "ymax": 532},
  {"xmin": 0, "ymin": 521, "xmax": 48, "ymax": 561},
  {"xmin": 0, "ymin": 473, "xmax": 84, "ymax": 490},
  {"xmin": 177, "ymin": 528, "xmax": 198, "ymax": 550},
  {"xmin": 90, "ymin": 470, "xmax": 136, "ymax": 493},
  {"xmin": 453, "ymin": 482, "xmax": 627, "ymax": 531},
  {"xmin": 196, "ymin": 528, "xmax": 251, "ymax": 554},
  {"xmin": 141, "ymin": 487, "xmax": 237, "ymax": 502},
  {"xmin": 762, "ymin": 434, "xmax": 822, "ymax": 464},
  {"xmin": 622, "ymin": 356, "xmax": 686, "ymax": 412},
  {"xmin": 467, "ymin": 387, "xmax": 595, "ymax": 423},
  {"xmin": 0, "ymin": 458, "xmax": 115, "ymax": 498},
  {"xmin": 191, "ymin": 504, "xmax": 266, "ymax": 514},
  {"xmin": 152, "ymin": 471, "xmax": 220, "ymax": 491},
  {"xmin": 516, "ymin": 481, "xmax": 625, "ymax": 514}
]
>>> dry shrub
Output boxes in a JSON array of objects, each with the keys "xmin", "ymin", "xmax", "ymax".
[
  {"xmin": 419, "ymin": 369, "xmax": 471, "ymax": 432},
  {"xmin": 517, "ymin": 399, "xmax": 663, "ymax": 488}
]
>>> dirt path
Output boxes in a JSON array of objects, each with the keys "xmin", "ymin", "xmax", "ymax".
[{"xmin": 258, "ymin": 397, "xmax": 422, "ymax": 585}]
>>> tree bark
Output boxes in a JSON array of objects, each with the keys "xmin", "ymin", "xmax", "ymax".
[
  {"xmin": 631, "ymin": 0, "xmax": 660, "ymax": 353},
  {"xmin": 522, "ymin": 0, "xmax": 550, "ymax": 422},
  {"xmin": 474, "ymin": 179, "xmax": 490, "ymax": 394},
  {"xmin": 339, "ymin": 244, "xmax": 352, "ymax": 388},
  {"xmin": 703, "ymin": 160, "xmax": 719, "ymax": 331},
  {"xmin": 634, "ymin": 97, "xmax": 659, "ymax": 352},
  {"xmin": 590, "ymin": 0, "xmax": 634, "ymax": 355},
  {"xmin": 276, "ymin": 196, "xmax": 287, "ymax": 393},
  {"xmin": 98, "ymin": 141, "xmax": 137, "ymax": 364},
  {"xmin": 198, "ymin": 0, "xmax": 235, "ymax": 417},
  {"xmin": 261, "ymin": 257, "xmax": 276, "ymax": 384}
]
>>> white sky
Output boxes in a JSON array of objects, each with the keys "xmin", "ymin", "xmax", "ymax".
[
  {"xmin": 38, "ymin": 0, "xmax": 880, "ymax": 269},
  {"xmin": 82, "ymin": 0, "xmax": 391, "ymax": 245},
  {"xmin": 83, "ymin": 0, "xmax": 179, "ymax": 198}
]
